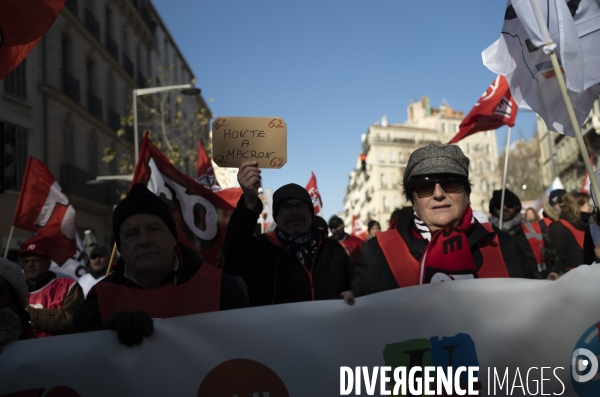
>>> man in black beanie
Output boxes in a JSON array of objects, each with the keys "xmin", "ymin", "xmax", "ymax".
[
  {"xmin": 73, "ymin": 184, "xmax": 249, "ymax": 346},
  {"xmin": 489, "ymin": 189, "xmax": 544, "ymax": 279},
  {"xmin": 223, "ymin": 161, "xmax": 351, "ymax": 306}
]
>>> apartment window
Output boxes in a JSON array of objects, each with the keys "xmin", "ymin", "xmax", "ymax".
[
  {"xmin": 378, "ymin": 149, "xmax": 384, "ymax": 163},
  {"xmin": 470, "ymin": 162, "xmax": 476, "ymax": 172},
  {"xmin": 86, "ymin": 60, "xmax": 95, "ymax": 94},
  {"xmin": 389, "ymin": 150, "xmax": 395, "ymax": 163},
  {"xmin": 88, "ymin": 134, "xmax": 98, "ymax": 175},
  {"xmin": 478, "ymin": 160, "xmax": 483, "ymax": 172},
  {"xmin": 391, "ymin": 174, "xmax": 397, "ymax": 189},
  {"xmin": 453, "ymin": 123, "xmax": 458, "ymax": 133},
  {"xmin": 441, "ymin": 122, "xmax": 446, "ymax": 133},
  {"xmin": 122, "ymin": 27, "xmax": 129, "ymax": 57},
  {"xmin": 383, "ymin": 196, "xmax": 389, "ymax": 213},
  {"xmin": 2, "ymin": 123, "xmax": 28, "ymax": 191},
  {"xmin": 63, "ymin": 124, "xmax": 74, "ymax": 164},
  {"xmin": 488, "ymin": 161, "xmax": 495, "ymax": 172},
  {"xmin": 146, "ymin": 45, "xmax": 152, "ymax": 77},
  {"xmin": 399, "ymin": 152, "xmax": 405, "ymax": 163},
  {"xmin": 481, "ymin": 179, "xmax": 488, "ymax": 192},
  {"xmin": 3, "ymin": 60, "xmax": 27, "ymax": 99},
  {"xmin": 381, "ymin": 174, "xmax": 386, "ymax": 189},
  {"xmin": 393, "ymin": 196, "xmax": 400, "ymax": 209},
  {"xmin": 465, "ymin": 143, "xmax": 470, "ymax": 154},
  {"xmin": 107, "ymin": 77, "xmax": 115, "ymax": 108}
]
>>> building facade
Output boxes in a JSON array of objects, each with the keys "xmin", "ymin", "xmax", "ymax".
[
  {"xmin": 1, "ymin": 0, "xmax": 210, "ymax": 256},
  {"xmin": 343, "ymin": 97, "xmax": 501, "ymax": 229},
  {"xmin": 537, "ymin": 98, "xmax": 600, "ymax": 192}
]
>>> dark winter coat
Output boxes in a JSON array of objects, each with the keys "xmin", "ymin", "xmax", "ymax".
[
  {"xmin": 350, "ymin": 214, "xmax": 527, "ymax": 297},
  {"xmin": 73, "ymin": 243, "xmax": 249, "ymax": 333},
  {"xmin": 546, "ymin": 214, "xmax": 587, "ymax": 273},
  {"xmin": 223, "ymin": 196, "xmax": 352, "ymax": 306}
]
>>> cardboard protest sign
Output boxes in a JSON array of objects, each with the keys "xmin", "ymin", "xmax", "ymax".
[{"xmin": 211, "ymin": 117, "xmax": 287, "ymax": 168}]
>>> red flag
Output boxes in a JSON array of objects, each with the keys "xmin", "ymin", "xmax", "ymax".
[
  {"xmin": 132, "ymin": 133, "xmax": 235, "ymax": 264},
  {"xmin": 12, "ymin": 156, "xmax": 76, "ymax": 265},
  {"xmin": 305, "ymin": 172, "xmax": 323, "ymax": 215},
  {"xmin": 449, "ymin": 75, "xmax": 518, "ymax": 144},
  {"xmin": 196, "ymin": 140, "xmax": 221, "ymax": 190},
  {"xmin": 0, "ymin": 0, "xmax": 66, "ymax": 80},
  {"xmin": 581, "ymin": 155, "xmax": 594, "ymax": 194},
  {"xmin": 351, "ymin": 215, "xmax": 368, "ymax": 241}
]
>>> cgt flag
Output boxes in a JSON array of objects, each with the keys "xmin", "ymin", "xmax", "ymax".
[
  {"xmin": 196, "ymin": 140, "xmax": 221, "ymax": 190},
  {"xmin": 0, "ymin": 0, "xmax": 67, "ymax": 80},
  {"xmin": 483, "ymin": 0, "xmax": 600, "ymax": 137},
  {"xmin": 449, "ymin": 75, "xmax": 518, "ymax": 144},
  {"xmin": 305, "ymin": 172, "xmax": 323, "ymax": 215},
  {"xmin": 12, "ymin": 156, "xmax": 76, "ymax": 265},
  {"xmin": 351, "ymin": 215, "xmax": 368, "ymax": 241},
  {"xmin": 133, "ymin": 134, "xmax": 234, "ymax": 264}
]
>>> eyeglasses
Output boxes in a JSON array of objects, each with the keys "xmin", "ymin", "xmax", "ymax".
[
  {"xmin": 494, "ymin": 203, "xmax": 517, "ymax": 210},
  {"xmin": 280, "ymin": 202, "xmax": 310, "ymax": 214},
  {"xmin": 413, "ymin": 176, "xmax": 464, "ymax": 198}
]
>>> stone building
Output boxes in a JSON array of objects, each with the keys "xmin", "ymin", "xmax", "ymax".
[
  {"xmin": 343, "ymin": 97, "xmax": 501, "ymax": 229},
  {"xmin": 1, "ymin": 0, "xmax": 210, "ymax": 256},
  {"xmin": 537, "ymin": 98, "xmax": 600, "ymax": 192}
]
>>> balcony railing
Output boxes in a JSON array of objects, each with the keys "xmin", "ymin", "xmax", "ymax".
[
  {"xmin": 60, "ymin": 163, "xmax": 121, "ymax": 206},
  {"xmin": 136, "ymin": 70, "xmax": 147, "ymax": 88},
  {"xmin": 107, "ymin": 106, "xmax": 121, "ymax": 131},
  {"xmin": 106, "ymin": 35, "xmax": 119, "ymax": 62},
  {"xmin": 84, "ymin": 8, "xmax": 101, "ymax": 41},
  {"xmin": 87, "ymin": 91, "xmax": 103, "ymax": 121},
  {"xmin": 122, "ymin": 53, "xmax": 134, "ymax": 78},
  {"xmin": 62, "ymin": 70, "xmax": 80, "ymax": 104},
  {"xmin": 65, "ymin": 0, "xmax": 78, "ymax": 16}
]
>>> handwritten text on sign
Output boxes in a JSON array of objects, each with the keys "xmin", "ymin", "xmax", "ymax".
[{"xmin": 211, "ymin": 117, "xmax": 287, "ymax": 168}]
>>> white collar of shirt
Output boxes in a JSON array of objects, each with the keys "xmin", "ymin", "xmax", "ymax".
[{"xmin": 124, "ymin": 253, "xmax": 179, "ymax": 289}]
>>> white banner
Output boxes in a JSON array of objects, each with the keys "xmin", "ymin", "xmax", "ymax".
[{"xmin": 1, "ymin": 267, "xmax": 600, "ymax": 396}]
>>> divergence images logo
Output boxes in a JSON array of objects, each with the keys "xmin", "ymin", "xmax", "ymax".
[
  {"xmin": 383, "ymin": 333, "xmax": 481, "ymax": 392},
  {"xmin": 571, "ymin": 321, "xmax": 600, "ymax": 396}
]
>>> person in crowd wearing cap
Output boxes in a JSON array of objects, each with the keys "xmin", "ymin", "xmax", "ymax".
[
  {"xmin": 328, "ymin": 215, "xmax": 364, "ymax": 270},
  {"xmin": 488, "ymin": 189, "xmax": 542, "ymax": 279},
  {"xmin": 367, "ymin": 220, "xmax": 381, "ymax": 240},
  {"xmin": 73, "ymin": 184, "xmax": 249, "ymax": 346},
  {"xmin": 0, "ymin": 258, "xmax": 36, "ymax": 353},
  {"xmin": 546, "ymin": 192, "xmax": 593, "ymax": 275},
  {"xmin": 540, "ymin": 189, "xmax": 566, "ymax": 234},
  {"xmin": 223, "ymin": 161, "xmax": 352, "ymax": 306},
  {"xmin": 18, "ymin": 237, "xmax": 84, "ymax": 338},
  {"xmin": 77, "ymin": 247, "xmax": 110, "ymax": 297},
  {"xmin": 340, "ymin": 144, "xmax": 527, "ymax": 304}
]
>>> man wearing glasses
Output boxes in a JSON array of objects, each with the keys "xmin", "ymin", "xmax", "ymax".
[
  {"xmin": 341, "ymin": 144, "xmax": 526, "ymax": 304},
  {"xmin": 223, "ymin": 161, "xmax": 352, "ymax": 306},
  {"xmin": 489, "ymin": 189, "xmax": 542, "ymax": 279},
  {"xmin": 78, "ymin": 247, "xmax": 110, "ymax": 296}
]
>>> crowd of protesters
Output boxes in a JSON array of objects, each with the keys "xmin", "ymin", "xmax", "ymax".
[{"xmin": 2, "ymin": 143, "xmax": 599, "ymax": 351}]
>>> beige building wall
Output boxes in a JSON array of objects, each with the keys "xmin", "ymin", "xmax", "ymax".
[
  {"xmin": 1, "ymin": 0, "xmax": 210, "ymax": 258},
  {"xmin": 343, "ymin": 97, "xmax": 501, "ymax": 229}
]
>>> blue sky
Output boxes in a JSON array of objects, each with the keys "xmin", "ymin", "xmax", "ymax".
[{"xmin": 152, "ymin": 0, "xmax": 538, "ymax": 221}]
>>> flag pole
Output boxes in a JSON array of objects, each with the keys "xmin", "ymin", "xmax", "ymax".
[
  {"xmin": 4, "ymin": 226, "xmax": 15, "ymax": 258},
  {"xmin": 499, "ymin": 127, "xmax": 512, "ymax": 230},
  {"xmin": 106, "ymin": 242, "xmax": 117, "ymax": 277},
  {"xmin": 529, "ymin": 0, "xmax": 600, "ymax": 204}
]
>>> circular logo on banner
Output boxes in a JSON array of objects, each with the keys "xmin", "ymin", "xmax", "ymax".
[
  {"xmin": 197, "ymin": 359, "xmax": 290, "ymax": 397},
  {"xmin": 571, "ymin": 321, "xmax": 600, "ymax": 396}
]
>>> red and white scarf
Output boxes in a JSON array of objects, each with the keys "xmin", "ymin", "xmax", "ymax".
[{"xmin": 414, "ymin": 207, "xmax": 477, "ymax": 284}]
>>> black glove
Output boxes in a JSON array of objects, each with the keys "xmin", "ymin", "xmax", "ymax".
[{"xmin": 102, "ymin": 311, "xmax": 153, "ymax": 346}]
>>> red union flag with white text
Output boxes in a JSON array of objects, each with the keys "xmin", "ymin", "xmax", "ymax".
[
  {"xmin": 305, "ymin": 172, "xmax": 322, "ymax": 215},
  {"xmin": 12, "ymin": 156, "xmax": 76, "ymax": 265},
  {"xmin": 351, "ymin": 215, "xmax": 368, "ymax": 241},
  {"xmin": 449, "ymin": 75, "xmax": 518, "ymax": 144},
  {"xmin": 132, "ymin": 134, "xmax": 234, "ymax": 264}
]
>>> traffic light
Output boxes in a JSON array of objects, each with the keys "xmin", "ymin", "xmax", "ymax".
[{"xmin": 360, "ymin": 153, "xmax": 367, "ymax": 173}]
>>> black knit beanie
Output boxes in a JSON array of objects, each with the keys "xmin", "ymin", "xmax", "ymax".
[
  {"xmin": 112, "ymin": 184, "xmax": 178, "ymax": 250},
  {"xmin": 272, "ymin": 183, "xmax": 314, "ymax": 220},
  {"xmin": 489, "ymin": 188, "xmax": 522, "ymax": 214}
]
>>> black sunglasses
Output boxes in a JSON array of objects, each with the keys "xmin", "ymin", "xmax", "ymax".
[
  {"xmin": 413, "ymin": 176, "xmax": 464, "ymax": 198},
  {"xmin": 494, "ymin": 203, "xmax": 517, "ymax": 210}
]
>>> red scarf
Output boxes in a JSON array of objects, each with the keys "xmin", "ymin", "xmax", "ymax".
[{"xmin": 418, "ymin": 207, "xmax": 477, "ymax": 284}]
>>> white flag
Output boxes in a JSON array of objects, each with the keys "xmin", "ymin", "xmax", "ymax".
[{"xmin": 483, "ymin": 0, "xmax": 600, "ymax": 136}]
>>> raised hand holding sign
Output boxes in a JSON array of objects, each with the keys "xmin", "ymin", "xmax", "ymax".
[{"xmin": 211, "ymin": 117, "xmax": 287, "ymax": 168}]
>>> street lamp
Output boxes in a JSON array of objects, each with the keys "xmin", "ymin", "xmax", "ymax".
[{"xmin": 132, "ymin": 83, "xmax": 201, "ymax": 163}]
